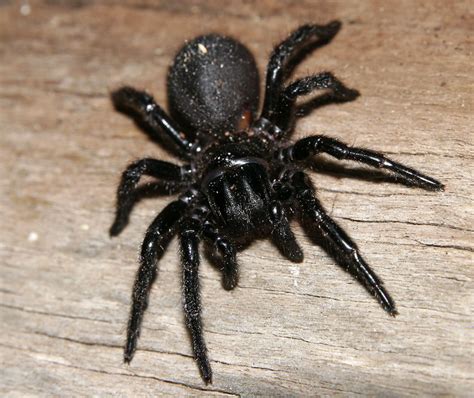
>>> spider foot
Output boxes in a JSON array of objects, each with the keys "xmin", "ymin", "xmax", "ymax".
[
  {"xmin": 372, "ymin": 283, "xmax": 398, "ymax": 316},
  {"xmin": 110, "ymin": 216, "xmax": 128, "ymax": 237},
  {"xmin": 198, "ymin": 357, "xmax": 213, "ymax": 384},
  {"xmin": 123, "ymin": 336, "xmax": 137, "ymax": 364},
  {"xmin": 320, "ymin": 20, "xmax": 342, "ymax": 40},
  {"xmin": 222, "ymin": 269, "xmax": 239, "ymax": 291},
  {"xmin": 333, "ymin": 85, "xmax": 360, "ymax": 101}
]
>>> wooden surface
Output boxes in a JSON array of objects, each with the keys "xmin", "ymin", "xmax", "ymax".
[{"xmin": 1, "ymin": 1, "xmax": 472, "ymax": 396}]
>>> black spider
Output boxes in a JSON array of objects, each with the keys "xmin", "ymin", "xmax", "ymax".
[{"xmin": 110, "ymin": 21, "xmax": 443, "ymax": 384}]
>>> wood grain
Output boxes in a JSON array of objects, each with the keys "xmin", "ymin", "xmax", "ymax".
[{"xmin": 1, "ymin": 1, "xmax": 472, "ymax": 396}]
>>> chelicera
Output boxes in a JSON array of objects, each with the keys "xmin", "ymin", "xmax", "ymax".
[{"xmin": 110, "ymin": 21, "xmax": 443, "ymax": 384}]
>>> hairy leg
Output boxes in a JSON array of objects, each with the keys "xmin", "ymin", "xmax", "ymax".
[
  {"xmin": 291, "ymin": 171, "xmax": 397, "ymax": 315},
  {"xmin": 110, "ymin": 158, "xmax": 193, "ymax": 236},
  {"xmin": 280, "ymin": 135, "xmax": 444, "ymax": 190},
  {"xmin": 261, "ymin": 21, "xmax": 342, "ymax": 123},
  {"xmin": 180, "ymin": 217, "xmax": 212, "ymax": 383},
  {"xmin": 112, "ymin": 86, "xmax": 199, "ymax": 156},
  {"xmin": 124, "ymin": 193, "xmax": 195, "ymax": 364},
  {"xmin": 274, "ymin": 72, "xmax": 359, "ymax": 131}
]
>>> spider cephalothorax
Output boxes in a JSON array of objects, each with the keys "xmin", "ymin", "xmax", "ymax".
[{"xmin": 110, "ymin": 21, "xmax": 443, "ymax": 384}]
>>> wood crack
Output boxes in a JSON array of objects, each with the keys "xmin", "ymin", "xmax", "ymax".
[
  {"xmin": 0, "ymin": 343, "xmax": 239, "ymax": 396},
  {"xmin": 336, "ymin": 215, "xmax": 473, "ymax": 233},
  {"xmin": 29, "ymin": 330, "xmax": 283, "ymax": 375},
  {"xmin": 0, "ymin": 303, "xmax": 115, "ymax": 324}
]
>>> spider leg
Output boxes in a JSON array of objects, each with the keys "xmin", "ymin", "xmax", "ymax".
[
  {"xmin": 290, "ymin": 171, "xmax": 397, "ymax": 315},
  {"xmin": 269, "ymin": 200, "xmax": 303, "ymax": 262},
  {"xmin": 110, "ymin": 158, "xmax": 193, "ymax": 236},
  {"xmin": 202, "ymin": 221, "xmax": 238, "ymax": 290},
  {"xmin": 281, "ymin": 135, "xmax": 444, "ymax": 190},
  {"xmin": 274, "ymin": 72, "xmax": 360, "ymax": 132},
  {"xmin": 180, "ymin": 217, "xmax": 212, "ymax": 384},
  {"xmin": 124, "ymin": 192, "xmax": 196, "ymax": 365},
  {"xmin": 112, "ymin": 86, "xmax": 199, "ymax": 157},
  {"xmin": 261, "ymin": 21, "xmax": 342, "ymax": 123}
]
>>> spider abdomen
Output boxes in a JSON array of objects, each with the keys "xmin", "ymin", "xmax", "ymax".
[{"xmin": 167, "ymin": 34, "xmax": 260, "ymax": 134}]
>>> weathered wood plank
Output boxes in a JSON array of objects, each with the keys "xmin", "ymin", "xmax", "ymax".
[{"xmin": 1, "ymin": 1, "xmax": 472, "ymax": 396}]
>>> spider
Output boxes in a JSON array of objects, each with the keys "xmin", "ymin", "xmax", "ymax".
[{"xmin": 110, "ymin": 21, "xmax": 443, "ymax": 384}]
